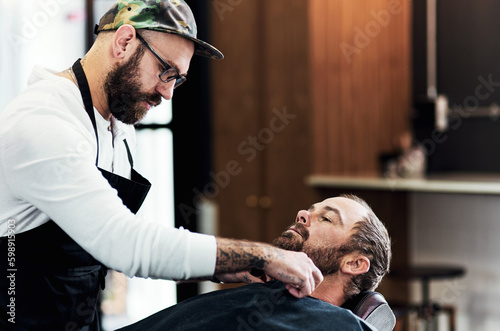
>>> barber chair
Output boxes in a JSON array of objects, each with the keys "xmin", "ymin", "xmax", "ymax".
[{"xmin": 342, "ymin": 291, "xmax": 396, "ymax": 331}]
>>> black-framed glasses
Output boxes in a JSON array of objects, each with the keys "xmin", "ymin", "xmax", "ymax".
[{"xmin": 136, "ymin": 32, "xmax": 187, "ymax": 89}]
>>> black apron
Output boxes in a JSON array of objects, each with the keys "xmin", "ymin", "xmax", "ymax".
[{"xmin": 0, "ymin": 59, "xmax": 151, "ymax": 330}]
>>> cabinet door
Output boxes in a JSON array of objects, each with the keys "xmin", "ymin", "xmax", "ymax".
[
  {"xmin": 211, "ymin": 1, "xmax": 266, "ymax": 242},
  {"xmin": 211, "ymin": 0, "xmax": 316, "ymax": 243},
  {"xmin": 260, "ymin": 0, "xmax": 316, "ymax": 243}
]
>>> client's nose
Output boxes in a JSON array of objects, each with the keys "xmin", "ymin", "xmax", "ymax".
[{"xmin": 295, "ymin": 210, "xmax": 310, "ymax": 226}]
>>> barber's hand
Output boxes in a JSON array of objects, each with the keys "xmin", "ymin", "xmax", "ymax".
[
  {"xmin": 213, "ymin": 238, "xmax": 322, "ymax": 297},
  {"xmin": 263, "ymin": 248, "xmax": 323, "ymax": 298},
  {"xmin": 216, "ymin": 270, "xmax": 270, "ymax": 284}
]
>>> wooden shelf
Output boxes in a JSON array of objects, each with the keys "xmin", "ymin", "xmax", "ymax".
[{"xmin": 307, "ymin": 174, "xmax": 500, "ymax": 195}]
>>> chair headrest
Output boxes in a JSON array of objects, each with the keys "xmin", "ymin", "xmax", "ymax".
[{"xmin": 341, "ymin": 291, "xmax": 396, "ymax": 331}]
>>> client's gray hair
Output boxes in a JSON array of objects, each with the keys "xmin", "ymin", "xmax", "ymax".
[{"xmin": 337, "ymin": 194, "xmax": 392, "ymax": 300}]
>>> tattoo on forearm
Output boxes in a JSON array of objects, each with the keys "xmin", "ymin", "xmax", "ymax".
[{"xmin": 216, "ymin": 239, "xmax": 269, "ymax": 273}]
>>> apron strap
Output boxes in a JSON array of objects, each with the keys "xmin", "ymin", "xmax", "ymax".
[
  {"xmin": 72, "ymin": 58, "xmax": 99, "ymax": 166},
  {"xmin": 72, "ymin": 59, "xmax": 136, "ymax": 170},
  {"xmin": 123, "ymin": 139, "xmax": 134, "ymax": 168}
]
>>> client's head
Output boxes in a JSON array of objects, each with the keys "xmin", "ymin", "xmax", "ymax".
[{"xmin": 272, "ymin": 194, "xmax": 391, "ymax": 300}]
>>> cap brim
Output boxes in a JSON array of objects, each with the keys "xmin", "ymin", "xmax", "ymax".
[
  {"xmin": 193, "ymin": 38, "xmax": 224, "ymax": 60},
  {"xmin": 164, "ymin": 30, "xmax": 224, "ymax": 60}
]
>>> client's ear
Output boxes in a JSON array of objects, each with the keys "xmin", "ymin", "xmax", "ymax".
[{"xmin": 341, "ymin": 253, "xmax": 370, "ymax": 276}]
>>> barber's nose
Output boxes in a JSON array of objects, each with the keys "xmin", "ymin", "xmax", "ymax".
[
  {"xmin": 156, "ymin": 81, "xmax": 175, "ymax": 100},
  {"xmin": 295, "ymin": 210, "xmax": 310, "ymax": 226}
]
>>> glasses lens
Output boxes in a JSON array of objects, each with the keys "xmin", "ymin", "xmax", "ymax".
[
  {"xmin": 174, "ymin": 77, "xmax": 187, "ymax": 89},
  {"xmin": 160, "ymin": 68, "xmax": 178, "ymax": 83},
  {"xmin": 159, "ymin": 68, "xmax": 186, "ymax": 88}
]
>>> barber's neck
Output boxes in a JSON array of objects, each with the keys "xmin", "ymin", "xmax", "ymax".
[
  {"xmin": 57, "ymin": 51, "xmax": 112, "ymax": 121},
  {"xmin": 310, "ymin": 274, "xmax": 346, "ymax": 306}
]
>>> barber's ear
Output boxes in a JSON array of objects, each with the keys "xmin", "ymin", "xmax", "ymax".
[
  {"xmin": 112, "ymin": 24, "xmax": 136, "ymax": 59},
  {"xmin": 341, "ymin": 254, "xmax": 370, "ymax": 276}
]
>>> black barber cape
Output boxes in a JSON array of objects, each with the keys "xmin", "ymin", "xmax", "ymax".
[{"xmin": 118, "ymin": 281, "xmax": 376, "ymax": 331}]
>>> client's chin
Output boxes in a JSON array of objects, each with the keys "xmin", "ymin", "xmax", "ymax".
[{"xmin": 272, "ymin": 232, "xmax": 303, "ymax": 252}]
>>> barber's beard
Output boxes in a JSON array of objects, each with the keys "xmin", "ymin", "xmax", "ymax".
[
  {"xmin": 104, "ymin": 47, "xmax": 162, "ymax": 125},
  {"xmin": 272, "ymin": 223, "xmax": 342, "ymax": 276}
]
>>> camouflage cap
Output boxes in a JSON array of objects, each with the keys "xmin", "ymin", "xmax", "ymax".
[{"xmin": 94, "ymin": 0, "xmax": 223, "ymax": 60}]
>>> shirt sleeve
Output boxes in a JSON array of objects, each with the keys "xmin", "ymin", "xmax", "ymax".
[{"xmin": 1, "ymin": 91, "xmax": 217, "ymax": 280}]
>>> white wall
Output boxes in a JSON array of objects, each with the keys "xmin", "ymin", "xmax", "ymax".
[
  {"xmin": 0, "ymin": 0, "xmax": 85, "ymax": 111},
  {"xmin": 410, "ymin": 193, "xmax": 500, "ymax": 331}
]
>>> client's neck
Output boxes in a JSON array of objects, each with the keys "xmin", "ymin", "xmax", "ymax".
[{"xmin": 310, "ymin": 275, "xmax": 346, "ymax": 306}]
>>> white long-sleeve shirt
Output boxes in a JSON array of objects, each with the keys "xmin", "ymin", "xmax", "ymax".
[{"xmin": 0, "ymin": 66, "xmax": 216, "ymax": 280}]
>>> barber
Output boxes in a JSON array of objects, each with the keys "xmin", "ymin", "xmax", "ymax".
[{"xmin": 0, "ymin": 0, "xmax": 322, "ymax": 330}]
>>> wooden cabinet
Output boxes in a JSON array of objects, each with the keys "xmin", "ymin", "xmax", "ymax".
[
  {"xmin": 210, "ymin": 0, "xmax": 316, "ymax": 243},
  {"xmin": 209, "ymin": 0, "xmax": 412, "ymax": 246}
]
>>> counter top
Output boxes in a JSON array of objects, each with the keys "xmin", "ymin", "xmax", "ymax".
[{"xmin": 306, "ymin": 173, "xmax": 500, "ymax": 195}]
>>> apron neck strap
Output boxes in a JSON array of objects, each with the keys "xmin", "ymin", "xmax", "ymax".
[
  {"xmin": 71, "ymin": 59, "xmax": 135, "ymax": 169},
  {"xmin": 72, "ymin": 58, "xmax": 99, "ymax": 166}
]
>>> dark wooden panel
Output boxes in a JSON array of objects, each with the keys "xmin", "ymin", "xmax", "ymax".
[
  {"xmin": 210, "ymin": 0, "xmax": 265, "ymax": 241},
  {"xmin": 310, "ymin": 0, "xmax": 411, "ymax": 175},
  {"xmin": 210, "ymin": 0, "xmax": 317, "ymax": 243},
  {"xmin": 309, "ymin": 0, "xmax": 329, "ymax": 174},
  {"xmin": 261, "ymin": 0, "xmax": 316, "ymax": 243}
]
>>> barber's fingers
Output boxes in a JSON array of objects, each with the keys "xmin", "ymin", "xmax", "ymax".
[
  {"xmin": 284, "ymin": 264, "xmax": 322, "ymax": 298},
  {"xmin": 250, "ymin": 268, "xmax": 272, "ymax": 282},
  {"xmin": 216, "ymin": 271, "xmax": 266, "ymax": 284},
  {"xmin": 265, "ymin": 250, "xmax": 323, "ymax": 298},
  {"xmin": 241, "ymin": 272, "xmax": 266, "ymax": 284},
  {"xmin": 311, "ymin": 265, "xmax": 324, "ymax": 290},
  {"xmin": 285, "ymin": 283, "xmax": 304, "ymax": 298},
  {"xmin": 312, "ymin": 266, "xmax": 324, "ymax": 295}
]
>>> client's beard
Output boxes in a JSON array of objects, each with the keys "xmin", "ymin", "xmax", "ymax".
[
  {"xmin": 272, "ymin": 223, "xmax": 343, "ymax": 276},
  {"xmin": 272, "ymin": 223, "xmax": 308, "ymax": 252}
]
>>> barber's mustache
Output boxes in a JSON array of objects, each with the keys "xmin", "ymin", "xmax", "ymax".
[
  {"xmin": 141, "ymin": 92, "xmax": 162, "ymax": 107},
  {"xmin": 112, "ymin": 92, "xmax": 162, "ymax": 107}
]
